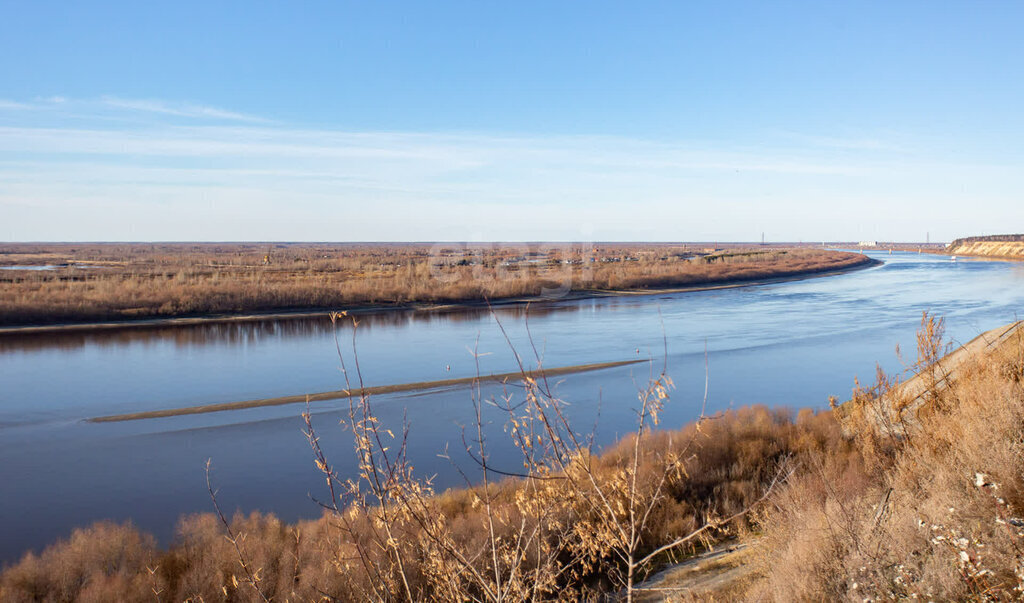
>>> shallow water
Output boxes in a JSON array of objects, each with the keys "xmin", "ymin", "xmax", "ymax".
[{"xmin": 1, "ymin": 251, "xmax": 1023, "ymax": 562}]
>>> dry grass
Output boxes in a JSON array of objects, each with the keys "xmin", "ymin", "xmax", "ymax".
[
  {"xmin": 749, "ymin": 317, "xmax": 1024, "ymax": 601},
  {"xmin": 0, "ymin": 407, "xmax": 844, "ymax": 601},
  {"xmin": 0, "ymin": 243, "xmax": 873, "ymax": 326}
]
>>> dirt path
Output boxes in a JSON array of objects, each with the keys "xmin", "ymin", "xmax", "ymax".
[{"xmin": 634, "ymin": 542, "xmax": 757, "ymax": 601}]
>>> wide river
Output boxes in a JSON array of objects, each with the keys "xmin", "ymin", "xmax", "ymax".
[{"xmin": 2, "ymin": 251, "xmax": 1023, "ymax": 562}]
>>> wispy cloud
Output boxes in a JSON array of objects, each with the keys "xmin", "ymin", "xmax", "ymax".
[
  {"xmin": 99, "ymin": 96, "xmax": 270, "ymax": 122},
  {"xmin": 0, "ymin": 125, "xmax": 864, "ymax": 176},
  {"xmin": 0, "ymin": 95, "xmax": 270, "ymax": 123},
  {"xmin": 0, "ymin": 99, "xmax": 35, "ymax": 110},
  {"xmin": 0, "ymin": 96, "xmax": 1011, "ymax": 241},
  {"xmin": 777, "ymin": 130, "xmax": 908, "ymax": 152}
]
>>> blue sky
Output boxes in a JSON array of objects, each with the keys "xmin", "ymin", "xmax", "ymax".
[{"xmin": 1, "ymin": 1, "xmax": 1022, "ymax": 242}]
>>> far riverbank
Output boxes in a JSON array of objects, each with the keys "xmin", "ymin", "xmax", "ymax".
[{"xmin": 0, "ymin": 256, "xmax": 880, "ymax": 336}]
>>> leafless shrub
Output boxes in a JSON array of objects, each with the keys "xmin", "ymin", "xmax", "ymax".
[
  {"xmin": 0, "ymin": 404, "xmax": 834, "ymax": 601},
  {"xmin": 3, "ymin": 312, "xmax": 856, "ymax": 601},
  {"xmin": 0, "ymin": 522, "xmax": 161, "ymax": 602},
  {"xmin": 294, "ymin": 309, "xmax": 787, "ymax": 601}
]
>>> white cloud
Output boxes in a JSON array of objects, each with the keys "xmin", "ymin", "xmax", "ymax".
[
  {"xmin": 0, "ymin": 97, "xmax": 1013, "ymax": 241},
  {"xmin": 777, "ymin": 131, "xmax": 906, "ymax": 152},
  {"xmin": 0, "ymin": 95, "xmax": 269, "ymax": 122},
  {"xmin": 0, "ymin": 124, "xmax": 858, "ymax": 176},
  {"xmin": 99, "ymin": 96, "xmax": 269, "ymax": 122},
  {"xmin": 0, "ymin": 99, "xmax": 34, "ymax": 110}
]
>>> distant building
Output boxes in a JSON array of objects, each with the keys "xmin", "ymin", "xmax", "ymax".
[{"xmin": 858, "ymin": 241, "xmax": 877, "ymax": 247}]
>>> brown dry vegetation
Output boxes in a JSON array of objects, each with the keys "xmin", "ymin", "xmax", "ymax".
[
  {"xmin": 749, "ymin": 316, "xmax": 1024, "ymax": 601},
  {"xmin": 0, "ymin": 407, "xmax": 845, "ymax": 601},
  {"xmin": 0, "ymin": 243, "xmax": 873, "ymax": 326}
]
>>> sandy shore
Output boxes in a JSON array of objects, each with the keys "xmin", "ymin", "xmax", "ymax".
[{"xmin": 88, "ymin": 358, "xmax": 647, "ymax": 422}]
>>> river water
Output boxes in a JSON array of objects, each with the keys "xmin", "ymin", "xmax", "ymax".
[{"xmin": 1, "ymin": 251, "xmax": 1023, "ymax": 562}]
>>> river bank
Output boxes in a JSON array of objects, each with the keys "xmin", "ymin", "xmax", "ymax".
[
  {"xmin": 0, "ymin": 255, "xmax": 880, "ymax": 335},
  {"xmin": 930, "ymin": 234, "xmax": 1024, "ymax": 260}
]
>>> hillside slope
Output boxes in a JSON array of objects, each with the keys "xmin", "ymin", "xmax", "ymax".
[
  {"xmin": 947, "ymin": 234, "xmax": 1024, "ymax": 258},
  {"xmin": 748, "ymin": 316, "xmax": 1024, "ymax": 601}
]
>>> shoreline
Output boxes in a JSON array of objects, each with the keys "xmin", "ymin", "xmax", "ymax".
[
  {"xmin": 1, "ymin": 257, "xmax": 881, "ymax": 336},
  {"xmin": 918, "ymin": 248, "xmax": 1024, "ymax": 261}
]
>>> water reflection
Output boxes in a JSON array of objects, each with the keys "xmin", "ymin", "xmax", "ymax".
[{"xmin": 0, "ymin": 302, "xmax": 580, "ymax": 353}]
